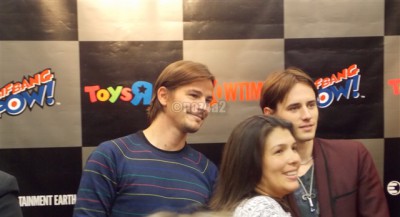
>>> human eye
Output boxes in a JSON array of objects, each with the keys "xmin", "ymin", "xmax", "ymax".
[
  {"xmin": 188, "ymin": 92, "xmax": 200, "ymax": 98},
  {"xmin": 287, "ymin": 105, "xmax": 299, "ymax": 112},
  {"xmin": 274, "ymin": 148, "xmax": 284, "ymax": 155},
  {"xmin": 292, "ymin": 143, "xmax": 298, "ymax": 152},
  {"xmin": 307, "ymin": 101, "xmax": 316, "ymax": 109}
]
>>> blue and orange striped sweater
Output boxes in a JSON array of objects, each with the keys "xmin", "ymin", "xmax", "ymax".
[{"xmin": 73, "ymin": 131, "xmax": 218, "ymax": 217}]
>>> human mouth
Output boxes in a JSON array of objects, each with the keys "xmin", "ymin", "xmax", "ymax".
[
  {"xmin": 299, "ymin": 124, "xmax": 314, "ymax": 131},
  {"xmin": 188, "ymin": 112, "xmax": 204, "ymax": 120},
  {"xmin": 284, "ymin": 170, "xmax": 298, "ymax": 181}
]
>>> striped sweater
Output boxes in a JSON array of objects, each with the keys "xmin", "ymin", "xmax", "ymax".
[{"xmin": 73, "ymin": 131, "xmax": 218, "ymax": 217}]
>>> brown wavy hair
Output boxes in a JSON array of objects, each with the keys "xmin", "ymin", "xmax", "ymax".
[
  {"xmin": 146, "ymin": 60, "xmax": 215, "ymax": 123},
  {"xmin": 259, "ymin": 67, "xmax": 318, "ymax": 111}
]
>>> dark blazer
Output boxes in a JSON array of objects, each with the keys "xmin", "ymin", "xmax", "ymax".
[
  {"xmin": 288, "ymin": 138, "xmax": 390, "ymax": 217},
  {"xmin": 0, "ymin": 171, "xmax": 23, "ymax": 217}
]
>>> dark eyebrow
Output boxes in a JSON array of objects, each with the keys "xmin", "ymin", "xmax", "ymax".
[
  {"xmin": 286, "ymin": 103, "xmax": 301, "ymax": 108},
  {"xmin": 307, "ymin": 100, "xmax": 317, "ymax": 104},
  {"xmin": 270, "ymin": 144, "xmax": 289, "ymax": 152},
  {"xmin": 186, "ymin": 88, "xmax": 213, "ymax": 100},
  {"xmin": 287, "ymin": 99, "xmax": 316, "ymax": 107},
  {"xmin": 187, "ymin": 89, "xmax": 202, "ymax": 94}
]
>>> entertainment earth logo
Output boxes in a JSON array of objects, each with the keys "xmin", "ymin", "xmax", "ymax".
[{"xmin": 387, "ymin": 181, "xmax": 400, "ymax": 196}]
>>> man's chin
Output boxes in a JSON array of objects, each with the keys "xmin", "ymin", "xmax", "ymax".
[
  {"xmin": 184, "ymin": 125, "xmax": 201, "ymax": 134},
  {"xmin": 295, "ymin": 133, "xmax": 316, "ymax": 142},
  {"xmin": 298, "ymin": 136, "xmax": 315, "ymax": 142}
]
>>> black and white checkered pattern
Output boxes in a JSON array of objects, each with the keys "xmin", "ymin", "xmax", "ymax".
[{"xmin": 0, "ymin": 0, "xmax": 399, "ymax": 216}]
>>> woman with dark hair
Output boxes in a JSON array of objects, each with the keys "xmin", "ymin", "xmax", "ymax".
[
  {"xmin": 209, "ymin": 115, "xmax": 300, "ymax": 217},
  {"xmin": 260, "ymin": 67, "xmax": 389, "ymax": 217}
]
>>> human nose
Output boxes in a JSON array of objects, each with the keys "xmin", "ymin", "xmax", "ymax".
[
  {"xmin": 289, "ymin": 150, "xmax": 301, "ymax": 166},
  {"xmin": 196, "ymin": 98, "xmax": 210, "ymax": 113},
  {"xmin": 301, "ymin": 106, "xmax": 312, "ymax": 119}
]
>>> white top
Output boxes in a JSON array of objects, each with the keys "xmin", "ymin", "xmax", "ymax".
[{"xmin": 233, "ymin": 196, "xmax": 292, "ymax": 217}]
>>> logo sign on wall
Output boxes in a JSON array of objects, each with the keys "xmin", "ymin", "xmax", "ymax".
[
  {"xmin": 285, "ymin": 37, "xmax": 384, "ymax": 139},
  {"xmin": 83, "ymin": 79, "xmax": 263, "ymax": 109},
  {"xmin": 0, "ymin": 69, "xmax": 56, "ymax": 118},
  {"xmin": 84, "ymin": 81, "xmax": 153, "ymax": 106},
  {"xmin": 316, "ymin": 64, "xmax": 362, "ymax": 108},
  {"xmin": 388, "ymin": 79, "xmax": 400, "ymax": 95},
  {"xmin": 387, "ymin": 181, "xmax": 400, "ymax": 196}
]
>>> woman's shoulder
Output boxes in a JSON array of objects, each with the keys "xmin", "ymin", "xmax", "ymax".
[
  {"xmin": 233, "ymin": 196, "xmax": 291, "ymax": 217},
  {"xmin": 237, "ymin": 195, "xmax": 281, "ymax": 209}
]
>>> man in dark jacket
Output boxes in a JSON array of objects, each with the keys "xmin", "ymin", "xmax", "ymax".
[
  {"xmin": 260, "ymin": 67, "xmax": 389, "ymax": 217},
  {"xmin": 0, "ymin": 170, "xmax": 23, "ymax": 217}
]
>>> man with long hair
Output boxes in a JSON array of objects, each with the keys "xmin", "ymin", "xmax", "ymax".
[
  {"xmin": 259, "ymin": 68, "xmax": 389, "ymax": 217},
  {"xmin": 73, "ymin": 60, "xmax": 218, "ymax": 217}
]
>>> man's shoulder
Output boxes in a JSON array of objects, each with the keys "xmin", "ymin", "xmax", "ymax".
[
  {"xmin": 186, "ymin": 146, "xmax": 217, "ymax": 164},
  {"xmin": 98, "ymin": 131, "xmax": 143, "ymax": 146},
  {"xmin": 184, "ymin": 146, "xmax": 219, "ymax": 175},
  {"xmin": 0, "ymin": 171, "xmax": 17, "ymax": 185},
  {"xmin": 88, "ymin": 132, "xmax": 145, "ymax": 160},
  {"xmin": 0, "ymin": 171, "xmax": 19, "ymax": 195},
  {"xmin": 315, "ymin": 138, "xmax": 370, "ymax": 159},
  {"xmin": 315, "ymin": 138, "xmax": 364, "ymax": 149}
]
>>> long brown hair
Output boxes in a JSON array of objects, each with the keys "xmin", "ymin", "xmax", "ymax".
[
  {"xmin": 209, "ymin": 115, "xmax": 293, "ymax": 211},
  {"xmin": 259, "ymin": 67, "xmax": 318, "ymax": 111},
  {"xmin": 146, "ymin": 60, "xmax": 215, "ymax": 123}
]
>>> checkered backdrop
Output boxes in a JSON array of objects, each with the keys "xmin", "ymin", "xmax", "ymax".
[{"xmin": 0, "ymin": 0, "xmax": 399, "ymax": 216}]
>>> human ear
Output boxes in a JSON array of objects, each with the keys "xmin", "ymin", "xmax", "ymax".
[
  {"xmin": 157, "ymin": 86, "xmax": 169, "ymax": 106},
  {"xmin": 263, "ymin": 107, "xmax": 274, "ymax": 115}
]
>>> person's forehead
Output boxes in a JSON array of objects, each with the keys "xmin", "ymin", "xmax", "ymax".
[
  {"xmin": 265, "ymin": 128, "xmax": 294, "ymax": 147},
  {"xmin": 282, "ymin": 83, "xmax": 315, "ymax": 103},
  {"xmin": 180, "ymin": 80, "xmax": 214, "ymax": 89}
]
